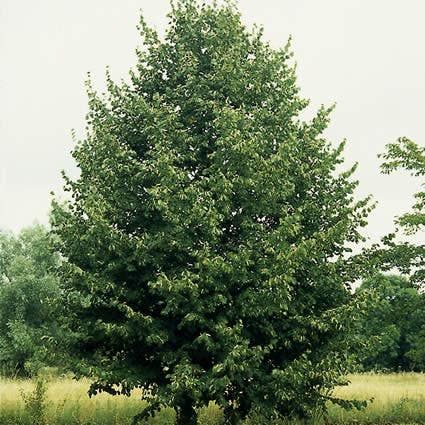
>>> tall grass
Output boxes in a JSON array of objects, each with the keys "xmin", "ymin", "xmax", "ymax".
[
  {"xmin": 1, "ymin": 373, "xmax": 425, "ymax": 424},
  {"xmin": 328, "ymin": 372, "xmax": 425, "ymax": 424}
]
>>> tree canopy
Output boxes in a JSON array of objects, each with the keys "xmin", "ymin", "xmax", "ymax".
[
  {"xmin": 0, "ymin": 225, "xmax": 63, "ymax": 376},
  {"xmin": 381, "ymin": 138, "xmax": 425, "ymax": 234},
  {"xmin": 379, "ymin": 137, "xmax": 425, "ymax": 284},
  {"xmin": 52, "ymin": 1, "xmax": 373, "ymax": 423},
  {"xmin": 355, "ymin": 273, "xmax": 425, "ymax": 372}
]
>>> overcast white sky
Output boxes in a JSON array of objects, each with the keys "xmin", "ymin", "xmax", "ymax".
[{"xmin": 0, "ymin": 0, "xmax": 424, "ymax": 245}]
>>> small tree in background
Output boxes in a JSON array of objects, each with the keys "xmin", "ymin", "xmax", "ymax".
[
  {"xmin": 0, "ymin": 225, "xmax": 63, "ymax": 376},
  {"xmin": 355, "ymin": 274, "xmax": 425, "ymax": 372},
  {"xmin": 52, "ymin": 1, "xmax": 373, "ymax": 423}
]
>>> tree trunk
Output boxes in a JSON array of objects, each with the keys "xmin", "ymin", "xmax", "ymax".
[{"xmin": 175, "ymin": 397, "xmax": 197, "ymax": 425}]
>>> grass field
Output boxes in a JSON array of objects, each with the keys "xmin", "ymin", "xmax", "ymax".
[{"xmin": 1, "ymin": 373, "xmax": 425, "ymax": 424}]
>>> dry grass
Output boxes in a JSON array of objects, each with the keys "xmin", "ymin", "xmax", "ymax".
[
  {"xmin": 0, "ymin": 377, "xmax": 152, "ymax": 425},
  {"xmin": 328, "ymin": 372, "xmax": 425, "ymax": 424},
  {"xmin": 336, "ymin": 372, "xmax": 425, "ymax": 400},
  {"xmin": 0, "ymin": 373, "xmax": 425, "ymax": 424}
]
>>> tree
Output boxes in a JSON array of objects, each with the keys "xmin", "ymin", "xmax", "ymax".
[
  {"xmin": 379, "ymin": 137, "xmax": 425, "ymax": 284},
  {"xmin": 354, "ymin": 274, "xmax": 425, "ymax": 371},
  {"xmin": 52, "ymin": 1, "xmax": 372, "ymax": 423},
  {"xmin": 0, "ymin": 225, "xmax": 64, "ymax": 376},
  {"xmin": 376, "ymin": 138, "xmax": 425, "ymax": 371}
]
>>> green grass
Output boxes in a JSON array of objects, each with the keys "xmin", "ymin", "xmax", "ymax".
[{"xmin": 1, "ymin": 373, "xmax": 425, "ymax": 424}]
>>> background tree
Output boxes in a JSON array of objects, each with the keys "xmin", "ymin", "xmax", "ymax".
[
  {"xmin": 52, "ymin": 1, "xmax": 372, "ymax": 423},
  {"xmin": 354, "ymin": 274, "xmax": 425, "ymax": 372},
  {"xmin": 379, "ymin": 137, "xmax": 425, "ymax": 285},
  {"xmin": 0, "ymin": 225, "xmax": 64, "ymax": 376}
]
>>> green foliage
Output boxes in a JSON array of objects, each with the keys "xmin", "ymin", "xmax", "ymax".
[
  {"xmin": 0, "ymin": 225, "xmax": 64, "ymax": 376},
  {"xmin": 405, "ymin": 326, "xmax": 425, "ymax": 370},
  {"xmin": 21, "ymin": 379, "xmax": 48, "ymax": 425},
  {"xmin": 355, "ymin": 274, "xmax": 425, "ymax": 371},
  {"xmin": 381, "ymin": 138, "xmax": 425, "ymax": 235},
  {"xmin": 379, "ymin": 137, "xmax": 425, "ymax": 284},
  {"xmin": 52, "ymin": 0, "xmax": 373, "ymax": 422}
]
